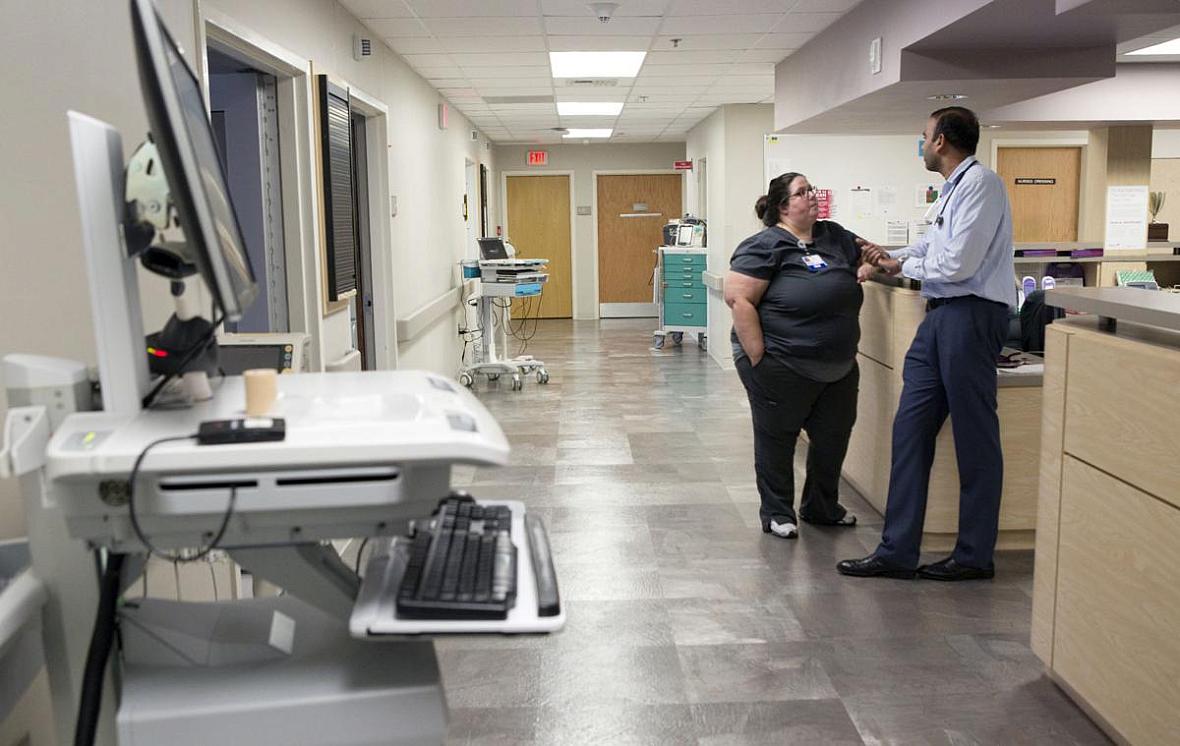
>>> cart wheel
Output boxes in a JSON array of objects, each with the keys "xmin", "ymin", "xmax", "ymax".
[
  {"xmin": 459, "ymin": 372, "xmax": 474, "ymax": 388},
  {"xmin": 699, "ymin": 334, "xmax": 708, "ymax": 352},
  {"xmin": 671, "ymin": 332, "xmax": 684, "ymax": 345},
  {"xmin": 487, "ymin": 373, "xmax": 500, "ymax": 381},
  {"xmin": 652, "ymin": 335, "xmax": 665, "ymax": 349},
  {"xmin": 511, "ymin": 374, "xmax": 523, "ymax": 391},
  {"xmin": 537, "ymin": 368, "xmax": 549, "ymax": 384}
]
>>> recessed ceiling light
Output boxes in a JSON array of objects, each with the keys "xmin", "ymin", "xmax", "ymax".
[
  {"xmin": 550, "ymin": 51, "xmax": 646, "ymax": 78},
  {"xmin": 557, "ymin": 101, "xmax": 625, "ymax": 116},
  {"xmin": 927, "ymin": 93, "xmax": 968, "ymax": 101},
  {"xmin": 1127, "ymin": 37, "xmax": 1180, "ymax": 55},
  {"xmin": 563, "ymin": 128, "xmax": 613, "ymax": 139},
  {"xmin": 984, "ymin": 124, "xmax": 1002, "ymax": 129}
]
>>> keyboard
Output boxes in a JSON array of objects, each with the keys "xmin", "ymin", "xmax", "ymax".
[{"xmin": 396, "ymin": 498, "xmax": 517, "ymax": 620}]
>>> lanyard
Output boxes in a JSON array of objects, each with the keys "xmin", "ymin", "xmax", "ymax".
[{"xmin": 934, "ymin": 160, "xmax": 979, "ymax": 227}]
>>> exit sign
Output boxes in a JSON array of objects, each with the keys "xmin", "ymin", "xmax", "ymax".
[
  {"xmin": 674, "ymin": 160, "xmax": 693, "ymax": 170},
  {"xmin": 527, "ymin": 150, "xmax": 548, "ymax": 166}
]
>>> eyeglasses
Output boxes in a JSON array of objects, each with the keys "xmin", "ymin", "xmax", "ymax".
[{"xmin": 789, "ymin": 186, "xmax": 817, "ymax": 200}]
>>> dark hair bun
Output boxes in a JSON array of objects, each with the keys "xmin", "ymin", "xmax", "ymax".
[{"xmin": 754, "ymin": 195, "xmax": 769, "ymax": 220}]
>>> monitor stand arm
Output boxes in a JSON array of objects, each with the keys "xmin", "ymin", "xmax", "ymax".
[{"xmin": 229, "ymin": 545, "xmax": 361, "ymax": 620}]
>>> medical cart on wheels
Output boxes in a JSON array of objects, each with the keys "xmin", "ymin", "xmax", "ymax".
[
  {"xmin": 2, "ymin": 5, "xmax": 565, "ymax": 744},
  {"xmin": 653, "ymin": 247, "xmax": 709, "ymax": 351},
  {"xmin": 458, "ymin": 246, "xmax": 552, "ymax": 391}
]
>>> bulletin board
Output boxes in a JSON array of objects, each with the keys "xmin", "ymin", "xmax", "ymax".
[{"xmin": 764, "ymin": 134, "xmax": 945, "ymax": 245}]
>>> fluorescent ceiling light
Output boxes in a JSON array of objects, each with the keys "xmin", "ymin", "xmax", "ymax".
[
  {"xmin": 550, "ymin": 51, "xmax": 646, "ymax": 78},
  {"xmin": 1127, "ymin": 38, "xmax": 1180, "ymax": 55},
  {"xmin": 927, "ymin": 93, "xmax": 968, "ymax": 101},
  {"xmin": 557, "ymin": 101, "xmax": 625, "ymax": 116},
  {"xmin": 563, "ymin": 128, "xmax": 613, "ymax": 138}
]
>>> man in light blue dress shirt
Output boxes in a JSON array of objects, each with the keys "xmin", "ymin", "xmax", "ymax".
[{"xmin": 839, "ymin": 106, "xmax": 1017, "ymax": 581}]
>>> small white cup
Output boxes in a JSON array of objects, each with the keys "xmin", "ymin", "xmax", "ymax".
[{"xmin": 243, "ymin": 368, "xmax": 278, "ymax": 416}]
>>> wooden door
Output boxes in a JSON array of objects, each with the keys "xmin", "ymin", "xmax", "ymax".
[
  {"xmin": 506, "ymin": 175, "xmax": 572, "ymax": 318},
  {"xmin": 997, "ymin": 147, "xmax": 1081, "ymax": 242},
  {"xmin": 597, "ymin": 174, "xmax": 684, "ymax": 312}
]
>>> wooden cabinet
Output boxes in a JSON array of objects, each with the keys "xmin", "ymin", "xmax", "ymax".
[{"xmin": 1033, "ymin": 318, "xmax": 1180, "ymax": 745}]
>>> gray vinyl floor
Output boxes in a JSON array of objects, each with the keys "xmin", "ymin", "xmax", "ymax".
[{"xmin": 440, "ymin": 318, "xmax": 1109, "ymax": 746}]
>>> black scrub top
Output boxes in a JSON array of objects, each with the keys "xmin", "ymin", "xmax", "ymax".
[{"xmin": 729, "ymin": 221, "xmax": 864, "ymax": 382}]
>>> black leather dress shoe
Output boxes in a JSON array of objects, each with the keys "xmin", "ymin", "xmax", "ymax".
[
  {"xmin": 916, "ymin": 557, "xmax": 995, "ymax": 581},
  {"xmin": 836, "ymin": 555, "xmax": 916, "ymax": 579}
]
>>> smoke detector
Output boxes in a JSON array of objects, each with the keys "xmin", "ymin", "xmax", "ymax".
[{"xmin": 587, "ymin": 2, "xmax": 619, "ymax": 23}]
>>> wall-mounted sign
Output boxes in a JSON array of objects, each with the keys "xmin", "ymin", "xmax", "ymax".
[
  {"xmin": 526, "ymin": 150, "xmax": 548, "ymax": 166},
  {"xmin": 1015, "ymin": 178, "xmax": 1056, "ymax": 185},
  {"xmin": 815, "ymin": 188, "xmax": 832, "ymax": 219},
  {"xmin": 674, "ymin": 160, "xmax": 693, "ymax": 170}
]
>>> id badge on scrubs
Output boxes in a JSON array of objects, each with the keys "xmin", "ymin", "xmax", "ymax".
[{"xmin": 802, "ymin": 253, "xmax": 828, "ymax": 272}]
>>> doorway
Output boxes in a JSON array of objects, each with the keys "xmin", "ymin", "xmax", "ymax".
[
  {"xmin": 351, "ymin": 110, "xmax": 375, "ymax": 370},
  {"xmin": 465, "ymin": 159, "xmax": 478, "ymax": 259},
  {"xmin": 504, "ymin": 174, "xmax": 573, "ymax": 319},
  {"xmin": 996, "ymin": 147, "xmax": 1081, "ymax": 241},
  {"xmin": 207, "ymin": 45, "xmax": 289, "ymax": 333},
  {"xmin": 596, "ymin": 173, "xmax": 683, "ymax": 317}
]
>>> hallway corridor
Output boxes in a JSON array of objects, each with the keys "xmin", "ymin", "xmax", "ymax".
[{"xmin": 440, "ymin": 319, "xmax": 1108, "ymax": 745}]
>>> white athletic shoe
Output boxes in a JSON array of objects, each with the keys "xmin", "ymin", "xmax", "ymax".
[{"xmin": 766, "ymin": 519, "xmax": 798, "ymax": 539}]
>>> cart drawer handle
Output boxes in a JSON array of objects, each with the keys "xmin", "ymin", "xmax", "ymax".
[
  {"xmin": 682, "ymin": 294, "xmax": 693, "ymax": 299},
  {"xmin": 682, "ymin": 313, "xmax": 693, "ymax": 318}
]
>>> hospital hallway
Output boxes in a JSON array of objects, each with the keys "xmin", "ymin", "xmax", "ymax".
[{"xmin": 437, "ymin": 318, "xmax": 1109, "ymax": 745}]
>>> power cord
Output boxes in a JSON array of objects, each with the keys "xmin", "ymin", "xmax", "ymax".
[{"xmin": 126, "ymin": 435, "xmax": 239, "ymax": 563}]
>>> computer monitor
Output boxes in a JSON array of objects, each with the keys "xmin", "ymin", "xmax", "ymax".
[
  {"xmin": 478, "ymin": 237, "xmax": 509, "ymax": 261},
  {"xmin": 675, "ymin": 224, "xmax": 695, "ymax": 247},
  {"xmin": 130, "ymin": 0, "xmax": 258, "ymax": 322}
]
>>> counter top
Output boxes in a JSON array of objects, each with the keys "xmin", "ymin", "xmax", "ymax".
[{"xmin": 1046, "ymin": 287, "xmax": 1180, "ymax": 332}]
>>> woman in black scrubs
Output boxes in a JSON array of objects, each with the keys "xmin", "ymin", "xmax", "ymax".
[{"xmin": 724, "ymin": 172, "xmax": 869, "ymax": 539}]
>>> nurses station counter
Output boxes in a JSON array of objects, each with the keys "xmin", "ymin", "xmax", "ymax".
[
  {"xmin": 844, "ymin": 276, "xmax": 1042, "ymax": 551},
  {"xmin": 1031, "ymin": 288, "xmax": 1180, "ymax": 746}
]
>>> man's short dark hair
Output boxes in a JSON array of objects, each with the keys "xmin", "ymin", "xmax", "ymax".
[{"xmin": 930, "ymin": 106, "xmax": 980, "ymax": 156}]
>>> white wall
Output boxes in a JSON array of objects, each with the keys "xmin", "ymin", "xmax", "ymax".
[
  {"xmin": 1155, "ymin": 129, "xmax": 1180, "ymax": 159},
  {"xmin": 0, "ymin": 0, "xmax": 493, "ymax": 535},
  {"xmin": 491, "ymin": 142, "xmax": 687, "ymax": 320},
  {"xmin": 686, "ymin": 104, "xmax": 773, "ymax": 370}
]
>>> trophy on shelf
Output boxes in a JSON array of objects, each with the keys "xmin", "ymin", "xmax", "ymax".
[{"xmin": 1148, "ymin": 191, "xmax": 1169, "ymax": 242}]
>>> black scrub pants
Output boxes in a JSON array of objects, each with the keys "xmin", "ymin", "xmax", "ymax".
[{"xmin": 735, "ymin": 355, "xmax": 858, "ymax": 528}]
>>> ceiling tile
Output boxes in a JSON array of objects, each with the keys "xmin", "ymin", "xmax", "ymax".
[
  {"xmin": 653, "ymin": 34, "xmax": 766, "ymax": 50},
  {"xmin": 417, "ymin": 66, "xmax": 466, "ymax": 79},
  {"xmin": 544, "ymin": 17, "xmax": 662, "ymax": 36},
  {"xmin": 547, "ymin": 35, "xmax": 652, "ymax": 51},
  {"xmin": 384, "ymin": 37, "xmax": 444, "ymax": 55},
  {"xmin": 776, "ymin": 12, "xmax": 842, "ymax": 33},
  {"xmin": 469, "ymin": 75, "xmax": 552, "ymax": 87},
  {"xmin": 435, "ymin": 36, "xmax": 548, "ymax": 52},
  {"xmin": 669, "ymin": 0, "xmax": 790, "ymax": 15},
  {"xmin": 659, "ymin": 14, "xmax": 784, "ymax": 36},
  {"xmin": 738, "ymin": 48, "xmax": 796, "ymax": 63},
  {"xmin": 541, "ymin": 0, "xmax": 667, "ymax": 17},
  {"xmin": 756, "ymin": 32, "xmax": 815, "ymax": 48},
  {"xmin": 362, "ymin": 17, "xmax": 429, "ymax": 37},
  {"xmin": 429, "ymin": 78, "xmax": 471, "ymax": 89},
  {"xmin": 452, "ymin": 52, "xmax": 550, "ymax": 66},
  {"xmin": 402, "ymin": 53, "xmax": 457, "ymax": 68},
  {"xmin": 341, "ymin": 0, "xmax": 414, "ymax": 19},
  {"xmin": 553, "ymin": 87, "xmax": 634, "ymax": 101},
  {"xmin": 792, "ymin": 0, "xmax": 863, "ymax": 12},
  {"xmin": 423, "ymin": 17, "xmax": 544, "ymax": 36},
  {"xmin": 468, "ymin": 66, "xmax": 553, "ymax": 79},
  {"xmin": 645, "ymin": 50, "xmax": 742, "ymax": 64},
  {"xmin": 407, "ymin": 0, "xmax": 539, "ymax": 17}
]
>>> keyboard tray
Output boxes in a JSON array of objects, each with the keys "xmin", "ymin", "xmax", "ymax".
[{"xmin": 350, "ymin": 500, "xmax": 565, "ymax": 637}]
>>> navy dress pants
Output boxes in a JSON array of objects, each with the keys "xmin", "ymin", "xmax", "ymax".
[{"xmin": 875, "ymin": 296, "xmax": 1009, "ymax": 570}]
